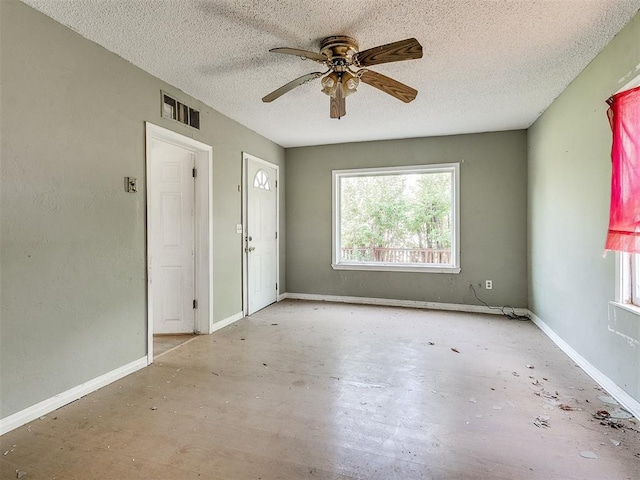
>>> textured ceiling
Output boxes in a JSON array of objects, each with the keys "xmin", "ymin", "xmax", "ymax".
[{"xmin": 22, "ymin": 0, "xmax": 640, "ymax": 148}]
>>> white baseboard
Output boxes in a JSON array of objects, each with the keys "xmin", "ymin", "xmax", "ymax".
[
  {"xmin": 284, "ymin": 292, "xmax": 529, "ymax": 317},
  {"xmin": 0, "ymin": 356, "xmax": 147, "ymax": 436},
  {"xmin": 211, "ymin": 311, "xmax": 244, "ymax": 333},
  {"xmin": 277, "ymin": 293, "xmax": 288, "ymax": 302},
  {"xmin": 529, "ymin": 311, "xmax": 640, "ymax": 420}
]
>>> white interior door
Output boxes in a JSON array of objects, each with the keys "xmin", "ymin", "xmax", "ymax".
[
  {"xmin": 246, "ymin": 157, "xmax": 278, "ymax": 314},
  {"xmin": 149, "ymin": 139, "xmax": 195, "ymax": 333}
]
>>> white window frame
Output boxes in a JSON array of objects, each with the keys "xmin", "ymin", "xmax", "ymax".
[
  {"xmin": 634, "ymin": 255, "xmax": 640, "ymax": 306},
  {"xmin": 618, "ymin": 252, "xmax": 640, "ymax": 308},
  {"xmin": 332, "ymin": 163, "xmax": 460, "ymax": 273}
]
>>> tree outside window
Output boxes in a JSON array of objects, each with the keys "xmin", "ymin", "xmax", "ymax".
[{"xmin": 332, "ymin": 164, "xmax": 460, "ymax": 273}]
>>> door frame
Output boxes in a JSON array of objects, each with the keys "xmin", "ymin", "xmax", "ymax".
[
  {"xmin": 242, "ymin": 152, "xmax": 280, "ymax": 316},
  {"xmin": 145, "ymin": 123, "xmax": 213, "ymax": 364}
]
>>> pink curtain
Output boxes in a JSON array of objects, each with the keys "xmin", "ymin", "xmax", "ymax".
[{"xmin": 605, "ymin": 85, "xmax": 640, "ymax": 253}]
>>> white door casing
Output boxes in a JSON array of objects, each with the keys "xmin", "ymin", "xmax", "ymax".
[
  {"xmin": 146, "ymin": 123, "xmax": 213, "ymax": 362},
  {"xmin": 243, "ymin": 153, "xmax": 279, "ymax": 315}
]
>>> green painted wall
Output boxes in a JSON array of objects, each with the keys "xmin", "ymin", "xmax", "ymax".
[
  {"xmin": 0, "ymin": 0, "xmax": 285, "ymax": 417},
  {"xmin": 286, "ymin": 132, "xmax": 528, "ymax": 308},
  {"xmin": 528, "ymin": 11, "xmax": 640, "ymax": 402}
]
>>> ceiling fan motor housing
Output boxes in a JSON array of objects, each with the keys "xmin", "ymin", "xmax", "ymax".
[{"xmin": 320, "ymin": 36, "xmax": 359, "ymax": 70}]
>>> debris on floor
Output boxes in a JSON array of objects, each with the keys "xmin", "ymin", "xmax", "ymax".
[
  {"xmin": 451, "ymin": 348, "xmax": 460, "ymax": 353},
  {"xmin": 427, "ymin": 342, "xmax": 435, "ymax": 345},
  {"xmin": 598, "ymin": 395, "xmax": 618, "ymax": 405},
  {"xmin": 533, "ymin": 415, "xmax": 550, "ymax": 428},
  {"xmin": 512, "ymin": 372, "xmax": 520, "ymax": 377},
  {"xmin": 580, "ymin": 450, "xmax": 598, "ymax": 459},
  {"xmin": 16, "ymin": 471, "xmax": 27, "ymax": 479},
  {"xmin": 469, "ymin": 397, "xmax": 478, "ymax": 403},
  {"xmin": 150, "ymin": 406, "xmax": 158, "ymax": 411},
  {"xmin": 559, "ymin": 404, "xmax": 576, "ymax": 411},
  {"xmin": 609, "ymin": 408, "xmax": 634, "ymax": 420},
  {"xmin": 526, "ymin": 364, "xmax": 535, "ymax": 369},
  {"xmin": 600, "ymin": 418, "xmax": 626, "ymax": 429},
  {"xmin": 542, "ymin": 398, "xmax": 561, "ymax": 410},
  {"xmin": 611, "ymin": 439, "xmax": 621, "ymax": 447},
  {"xmin": 534, "ymin": 389, "xmax": 558, "ymax": 399}
]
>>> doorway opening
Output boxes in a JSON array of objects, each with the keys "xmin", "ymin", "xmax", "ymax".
[{"xmin": 145, "ymin": 123, "xmax": 213, "ymax": 363}]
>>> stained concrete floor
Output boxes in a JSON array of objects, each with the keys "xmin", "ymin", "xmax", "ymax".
[
  {"xmin": 2, "ymin": 300, "xmax": 640, "ymax": 479},
  {"xmin": 154, "ymin": 334, "xmax": 198, "ymax": 358}
]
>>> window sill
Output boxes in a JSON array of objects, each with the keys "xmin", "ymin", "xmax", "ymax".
[
  {"xmin": 332, "ymin": 263, "xmax": 461, "ymax": 274},
  {"xmin": 610, "ymin": 301, "xmax": 640, "ymax": 317}
]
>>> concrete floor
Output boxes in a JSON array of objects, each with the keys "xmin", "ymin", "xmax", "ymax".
[
  {"xmin": 1, "ymin": 300, "xmax": 640, "ymax": 479},
  {"xmin": 154, "ymin": 334, "xmax": 198, "ymax": 358}
]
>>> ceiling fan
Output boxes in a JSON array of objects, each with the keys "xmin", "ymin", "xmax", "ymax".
[{"xmin": 262, "ymin": 36, "xmax": 423, "ymax": 119}]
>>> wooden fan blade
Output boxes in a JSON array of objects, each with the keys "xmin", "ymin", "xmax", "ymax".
[
  {"xmin": 269, "ymin": 47, "xmax": 327, "ymax": 63},
  {"xmin": 354, "ymin": 38, "xmax": 423, "ymax": 67},
  {"xmin": 330, "ymin": 84, "xmax": 346, "ymax": 119},
  {"xmin": 359, "ymin": 70, "xmax": 418, "ymax": 103},
  {"xmin": 262, "ymin": 72, "xmax": 323, "ymax": 103}
]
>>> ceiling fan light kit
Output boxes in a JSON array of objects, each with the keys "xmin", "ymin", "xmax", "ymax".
[{"xmin": 262, "ymin": 36, "xmax": 423, "ymax": 119}]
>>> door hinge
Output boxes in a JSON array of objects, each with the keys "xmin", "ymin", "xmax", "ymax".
[
  {"xmin": 193, "ymin": 299, "xmax": 198, "ymax": 309},
  {"xmin": 275, "ymin": 231, "xmax": 278, "ymax": 239},
  {"xmin": 276, "ymin": 283, "xmax": 278, "ymax": 290},
  {"xmin": 192, "ymin": 167, "xmax": 197, "ymax": 178}
]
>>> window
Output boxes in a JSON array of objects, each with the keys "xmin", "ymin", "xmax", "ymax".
[
  {"xmin": 620, "ymin": 253, "xmax": 640, "ymax": 307},
  {"xmin": 253, "ymin": 169, "xmax": 271, "ymax": 190},
  {"xmin": 332, "ymin": 163, "xmax": 460, "ymax": 273},
  {"xmin": 609, "ymin": 77, "xmax": 640, "ymax": 312}
]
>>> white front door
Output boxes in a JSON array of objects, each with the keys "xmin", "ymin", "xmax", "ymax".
[
  {"xmin": 246, "ymin": 156, "xmax": 278, "ymax": 314},
  {"xmin": 149, "ymin": 139, "xmax": 195, "ymax": 333}
]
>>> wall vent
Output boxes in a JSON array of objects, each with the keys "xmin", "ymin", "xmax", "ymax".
[{"xmin": 161, "ymin": 91, "xmax": 200, "ymax": 129}]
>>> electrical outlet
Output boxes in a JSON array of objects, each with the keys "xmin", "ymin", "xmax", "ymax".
[{"xmin": 485, "ymin": 280, "xmax": 493, "ymax": 290}]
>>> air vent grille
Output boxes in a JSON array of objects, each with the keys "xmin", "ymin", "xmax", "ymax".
[{"xmin": 161, "ymin": 91, "xmax": 200, "ymax": 129}]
